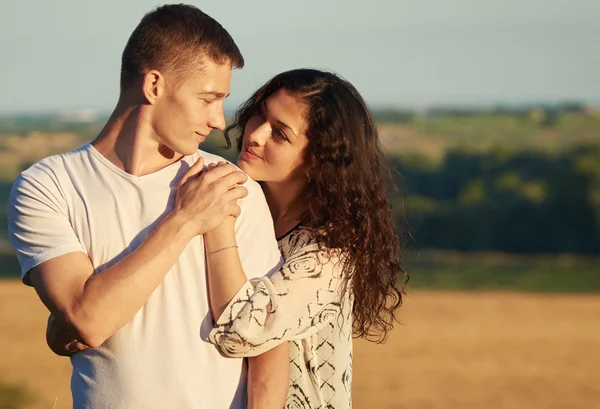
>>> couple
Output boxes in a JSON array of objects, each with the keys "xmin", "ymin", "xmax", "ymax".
[{"xmin": 8, "ymin": 4, "xmax": 406, "ymax": 409}]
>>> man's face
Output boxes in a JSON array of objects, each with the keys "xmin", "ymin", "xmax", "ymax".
[{"xmin": 152, "ymin": 59, "xmax": 232, "ymax": 156}]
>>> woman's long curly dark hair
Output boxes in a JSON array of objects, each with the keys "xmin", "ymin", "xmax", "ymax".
[{"xmin": 225, "ymin": 69, "xmax": 408, "ymax": 342}]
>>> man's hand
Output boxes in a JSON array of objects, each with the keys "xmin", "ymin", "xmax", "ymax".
[
  {"xmin": 175, "ymin": 158, "xmax": 248, "ymax": 236},
  {"xmin": 46, "ymin": 314, "xmax": 89, "ymax": 357}
]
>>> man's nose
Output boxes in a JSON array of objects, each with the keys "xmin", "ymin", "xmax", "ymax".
[{"xmin": 208, "ymin": 105, "xmax": 226, "ymax": 131}]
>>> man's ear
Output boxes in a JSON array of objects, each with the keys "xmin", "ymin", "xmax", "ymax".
[{"xmin": 141, "ymin": 70, "xmax": 165, "ymax": 105}]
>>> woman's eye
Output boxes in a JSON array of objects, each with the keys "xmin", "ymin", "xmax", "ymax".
[{"xmin": 273, "ymin": 129, "xmax": 287, "ymax": 140}]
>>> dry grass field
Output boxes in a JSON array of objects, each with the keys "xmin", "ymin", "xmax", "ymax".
[{"xmin": 1, "ymin": 280, "xmax": 599, "ymax": 409}]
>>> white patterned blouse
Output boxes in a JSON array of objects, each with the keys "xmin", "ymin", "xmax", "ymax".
[{"xmin": 208, "ymin": 225, "xmax": 355, "ymax": 409}]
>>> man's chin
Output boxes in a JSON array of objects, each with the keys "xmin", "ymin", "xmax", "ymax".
[
  {"xmin": 157, "ymin": 141, "xmax": 198, "ymax": 158},
  {"xmin": 177, "ymin": 143, "xmax": 200, "ymax": 157}
]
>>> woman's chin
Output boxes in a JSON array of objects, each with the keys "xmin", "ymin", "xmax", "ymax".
[{"xmin": 237, "ymin": 160, "xmax": 257, "ymax": 179}]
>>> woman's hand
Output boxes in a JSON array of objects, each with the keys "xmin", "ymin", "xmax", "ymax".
[{"xmin": 203, "ymin": 162, "xmax": 240, "ymax": 254}]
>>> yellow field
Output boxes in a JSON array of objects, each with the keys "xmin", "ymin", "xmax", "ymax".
[{"xmin": 1, "ymin": 280, "xmax": 599, "ymax": 409}]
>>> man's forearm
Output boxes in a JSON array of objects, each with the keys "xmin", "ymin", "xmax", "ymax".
[{"xmin": 59, "ymin": 212, "xmax": 195, "ymax": 347}]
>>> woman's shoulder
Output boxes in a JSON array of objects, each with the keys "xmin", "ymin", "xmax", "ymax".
[
  {"xmin": 279, "ymin": 225, "xmax": 317, "ymax": 252},
  {"xmin": 279, "ymin": 225, "xmax": 344, "ymax": 262},
  {"xmin": 278, "ymin": 226, "xmax": 350, "ymax": 290}
]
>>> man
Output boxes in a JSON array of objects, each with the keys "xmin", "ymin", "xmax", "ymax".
[{"xmin": 8, "ymin": 4, "xmax": 288, "ymax": 409}]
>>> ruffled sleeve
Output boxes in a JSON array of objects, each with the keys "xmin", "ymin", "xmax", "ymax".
[{"xmin": 208, "ymin": 236, "xmax": 347, "ymax": 357}]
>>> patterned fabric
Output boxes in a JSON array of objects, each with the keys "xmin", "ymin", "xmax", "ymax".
[{"xmin": 208, "ymin": 226, "xmax": 354, "ymax": 409}]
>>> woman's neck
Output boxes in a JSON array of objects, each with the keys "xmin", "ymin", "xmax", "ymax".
[{"xmin": 262, "ymin": 180, "xmax": 307, "ymax": 236}]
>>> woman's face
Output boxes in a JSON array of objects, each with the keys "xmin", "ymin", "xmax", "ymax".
[{"xmin": 237, "ymin": 89, "xmax": 309, "ymax": 183}]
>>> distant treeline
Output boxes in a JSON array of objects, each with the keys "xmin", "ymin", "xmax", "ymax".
[
  {"xmin": 1, "ymin": 102, "xmax": 594, "ymax": 135},
  {"xmin": 391, "ymin": 144, "xmax": 600, "ymax": 254},
  {"xmin": 372, "ymin": 101, "xmax": 594, "ymax": 127},
  {"xmin": 0, "ymin": 113, "xmax": 109, "ymax": 140},
  {"xmin": 0, "ymin": 183, "xmax": 11, "ymax": 236}
]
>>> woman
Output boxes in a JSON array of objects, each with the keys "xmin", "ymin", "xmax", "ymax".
[{"xmin": 203, "ymin": 68, "xmax": 407, "ymax": 409}]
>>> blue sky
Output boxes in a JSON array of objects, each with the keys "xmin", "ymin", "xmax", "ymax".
[{"xmin": 1, "ymin": 0, "xmax": 598, "ymax": 113}]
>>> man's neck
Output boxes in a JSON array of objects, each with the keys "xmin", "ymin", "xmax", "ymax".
[{"xmin": 91, "ymin": 101, "xmax": 183, "ymax": 177}]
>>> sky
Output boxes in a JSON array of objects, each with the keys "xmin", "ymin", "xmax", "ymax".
[{"xmin": 0, "ymin": 0, "xmax": 599, "ymax": 113}]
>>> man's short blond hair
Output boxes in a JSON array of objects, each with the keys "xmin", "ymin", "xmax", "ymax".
[{"xmin": 120, "ymin": 4, "xmax": 244, "ymax": 90}]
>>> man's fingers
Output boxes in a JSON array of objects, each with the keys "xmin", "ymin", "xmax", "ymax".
[
  {"xmin": 213, "ymin": 171, "xmax": 248, "ymax": 192},
  {"xmin": 202, "ymin": 163, "xmax": 241, "ymax": 184},
  {"xmin": 179, "ymin": 157, "xmax": 205, "ymax": 187}
]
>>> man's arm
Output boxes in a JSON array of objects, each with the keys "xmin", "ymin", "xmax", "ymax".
[
  {"xmin": 14, "ymin": 160, "xmax": 248, "ymax": 348},
  {"xmin": 31, "ymin": 211, "xmax": 198, "ymax": 348}
]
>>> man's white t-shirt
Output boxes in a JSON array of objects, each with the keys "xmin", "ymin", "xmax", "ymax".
[{"xmin": 8, "ymin": 143, "xmax": 282, "ymax": 409}]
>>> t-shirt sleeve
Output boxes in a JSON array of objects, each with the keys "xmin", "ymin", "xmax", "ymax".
[
  {"xmin": 234, "ymin": 177, "xmax": 283, "ymax": 280},
  {"xmin": 8, "ymin": 171, "xmax": 86, "ymax": 285},
  {"xmin": 207, "ymin": 237, "xmax": 346, "ymax": 358}
]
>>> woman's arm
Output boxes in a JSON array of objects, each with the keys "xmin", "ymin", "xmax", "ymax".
[
  {"xmin": 204, "ymin": 222, "xmax": 347, "ymax": 358},
  {"xmin": 247, "ymin": 343, "xmax": 290, "ymax": 409},
  {"xmin": 204, "ymin": 217, "xmax": 289, "ymax": 409},
  {"xmin": 203, "ymin": 216, "xmax": 247, "ymax": 318}
]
